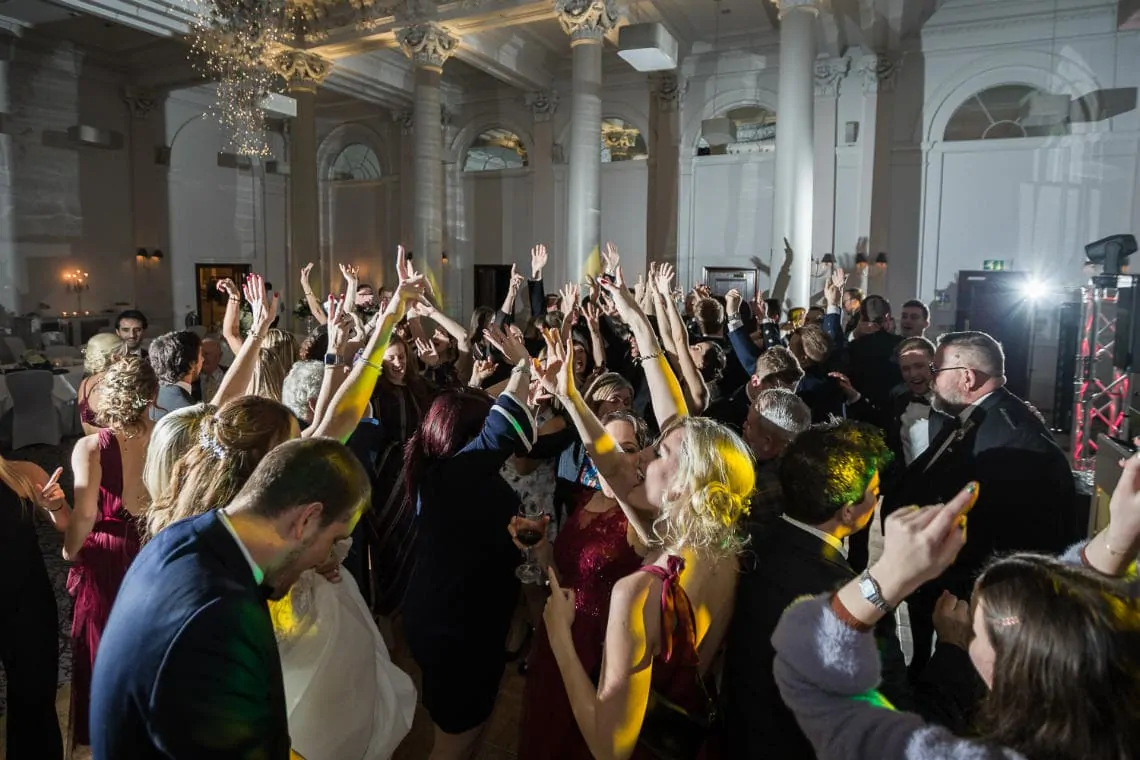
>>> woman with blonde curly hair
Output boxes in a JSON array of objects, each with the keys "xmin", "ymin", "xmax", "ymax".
[
  {"xmin": 64, "ymin": 353, "xmax": 158, "ymax": 749},
  {"xmin": 537, "ymin": 271, "xmax": 755, "ymax": 760},
  {"xmin": 77, "ymin": 332, "xmax": 124, "ymax": 435}
]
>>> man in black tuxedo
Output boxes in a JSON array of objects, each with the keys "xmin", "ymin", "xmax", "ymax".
[
  {"xmin": 884, "ymin": 330, "xmax": 1079, "ymax": 676},
  {"xmin": 724, "ymin": 421, "xmax": 905, "ymax": 758},
  {"xmin": 843, "ymin": 295, "xmax": 903, "ymax": 412},
  {"xmin": 90, "ymin": 438, "xmax": 370, "ymax": 760},
  {"xmin": 148, "ymin": 330, "xmax": 203, "ymax": 420}
]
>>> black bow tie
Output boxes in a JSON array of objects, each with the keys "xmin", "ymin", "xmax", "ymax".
[{"xmin": 259, "ymin": 583, "xmax": 276, "ymax": 601}]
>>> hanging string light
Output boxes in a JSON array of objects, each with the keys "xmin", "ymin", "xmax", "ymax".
[{"xmin": 188, "ymin": 0, "xmax": 289, "ymax": 156}]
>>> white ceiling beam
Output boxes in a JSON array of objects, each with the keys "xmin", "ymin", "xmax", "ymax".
[
  {"xmin": 324, "ymin": 51, "xmax": 415, "ymax": 110},
  {"xmin": 454, "ymin": 27, "xmax": 557, "ymax": 91}
]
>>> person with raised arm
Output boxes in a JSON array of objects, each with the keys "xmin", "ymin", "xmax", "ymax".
[
  {"xmin": 534, "ymin": 270, "xmax": 755, "ymax": 759},
  {"xmin": 772, "ymin": 464, "xmax": 1140, "ymax": 760}
]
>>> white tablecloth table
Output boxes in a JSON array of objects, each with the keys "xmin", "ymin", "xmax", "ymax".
[{"xmin": 0, "ymin": 368, "xmax": 84, "ymax": 439}]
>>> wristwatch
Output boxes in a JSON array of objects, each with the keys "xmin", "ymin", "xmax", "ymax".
[
  {"xmin": 323, "ymin": 353, "xmax": 343, "ymax": 367},
  {"xmin": 858, "ymin": 569, "xmax": 893, "ymax": 613}
]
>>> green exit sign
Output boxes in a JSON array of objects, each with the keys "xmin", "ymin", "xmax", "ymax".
[{"xmin": 982, "ymin": 260, "xmax": 1007, "ymax": 271}]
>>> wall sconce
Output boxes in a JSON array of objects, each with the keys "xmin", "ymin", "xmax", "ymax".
[
  {"xmin": 855, "ymin": 253, "xmax": 869, "ymax": 270},
  {"xmin": 63, "ymin": 269, "xmax": 90, "ymax": 314},
  {"xmin": 136, "ymin": 248, "xmax": 164, "ymax": 264},
  {"xmin": 874, "ymin": 252, "xmax": 888, "ymax": 268},
  {"xmin": 441, "ymin": 251, "xmax": 449, "ymax": 265},
  {"xmin": 821, "ymin": 253, "xmax": 836, "ymax": 265},
  {"xmin": 811, "ymin": 253, "xmax": 836, "ymax": 279},
  {"xmin": 136, "ymin": 247, "xmax": 148, "ymax": 262}
]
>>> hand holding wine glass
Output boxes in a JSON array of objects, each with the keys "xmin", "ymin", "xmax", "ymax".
[{"xmin": 510, "ymin": 503, "xmax": 550, "ymax": 584}]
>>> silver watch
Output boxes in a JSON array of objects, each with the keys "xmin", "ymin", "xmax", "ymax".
[{"xmin": 858, "ymin": 569, "xmax": 893, "ymax": 613}]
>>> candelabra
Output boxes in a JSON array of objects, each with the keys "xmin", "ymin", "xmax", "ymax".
[{"xmin": 63, "ymin": 270, "xmax": 90, "ymax": 316}]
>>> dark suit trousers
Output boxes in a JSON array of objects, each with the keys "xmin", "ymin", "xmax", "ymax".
[{"xmin": 907, "ymin": 583, "xmax": 940, "ymax": 680}]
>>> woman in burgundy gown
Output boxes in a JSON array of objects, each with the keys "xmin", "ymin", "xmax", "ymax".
[
  {"xmin": 536, "ymin": 282, "xmax": 754, "ymax": 759},
  {"xmin": 517, "ymin": 411, "xmax": 648, "ymax": 759},
  {"xmin": 64, "ymin": 354, "xmax": 158, "ymax": 747}
]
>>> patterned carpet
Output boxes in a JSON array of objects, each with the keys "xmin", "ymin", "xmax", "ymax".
[{"xmin": 0, "ymin": 442, "xmax": 77, "ymax": 716}]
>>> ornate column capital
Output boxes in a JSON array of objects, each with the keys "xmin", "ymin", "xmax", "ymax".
[
  {"xmin": 271, "ymin": 50, "xmax": 333, "ymax": 90},
  {"xmin": 397, "ymin": 23, "xmax": 460, "ymax": 72},
  {"xmin": 857, "ymin": 53, "xmax": 900, "ymax": 94},
  {"xmin": 553, "ymin": 0, "xmax": 619, "ymax": 45},
  {"xmin": 649, "ymin": 73, "xmax": 685, "ymax": 112},
  {"xmin": 770, "ymin": 0, "xmax": 823, "ymax": 20},
  {"xmin": 122, "ymin": 87, "xmax": 161, "ymax": 120},
  {"xmin": 393, "ymin": 109, "xmax": 414, "ymax": 135},
  {"xmin": 525, "ymin": 89, "xmax": 559, "ymax": 122},
  {"xmin": 813, "ymin": 56, "xmax": 850, "ymax": 97}
]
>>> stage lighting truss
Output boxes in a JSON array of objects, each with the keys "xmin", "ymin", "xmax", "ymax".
[{"xmin": 1071, "ymin": 278, "xmax": 1130, "ymax": 483}]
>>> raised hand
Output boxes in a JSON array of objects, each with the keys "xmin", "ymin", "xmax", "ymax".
[
  {"xmin": 531, "ymin": 244, "xmax": 548, "ymax": 280},
  {"xmin": 395, "ymin": 244, "xmax": 410, "ymax": 282},
  {"xmin": 300, "ymin": 263, "xmax": 314, "ymax": 292},
  {"xmin": 326, "ymin": 297, "xmax": 353, "ymax": 351},
  {"xmin": 754, "ymin": 290, "xmax": 769, "ymax": 320},
  {"xmin": 874, "ymin": 483, "xmax": 978, "ymax": 604},
  {"xmin": 339, "ymin": 263, "xmax": 359, "ymax": 284},
  {"xmin": 582, "ymin": 302, "xmax": 601, "ymax": 331},
  {"xmin": 414, "ymin": 337, "xmax": 441, "ymax": 367},
  {"xmin": 828, "ymin": 371, "xmax": 861, "ymax": 404},
  {"xmin": 34, "ymin": 467, "xmax": 66, "ymax": 512},
  {"xmin": 483, "ymin": 324, "xmax": 530, "ymax": 366},
  {"xmin": 216, "ymin": 277, "xmax": 240, "ymax": 300},
  {"xmin": 655, "ymin": 262, "xmax": 675, "ymax": 296},
  {"xmin": 535, "ymin": 330, "xmax": 575, "ymax": 400},
  {"xmin": 601, "ymin": 241, "xmax": 620, "ymax": 273},
  {"xmin": 1108, "ymin": 442, "xmax": 1140, "ymax": 549},
  {"xmin": 725, "ymin": 288, "xmax": 742, "ymax": 318},
  {"xmin": 469, "ymin": 357, "xmax": 496, "ymax": 387},
  {"xmin": 932, "ymin": 591, "xmax": 972, "ymax": 650},
  {"xmin": 825, "ymin": 267, "xmax": 847, "ymax": 308},
  {"xmin": 509, "ymin": 263, "xmax": 525, "ymax": 293},
  {"xmin": 558, "ymin": 282, "xmax": 580, "ymax": 317}
]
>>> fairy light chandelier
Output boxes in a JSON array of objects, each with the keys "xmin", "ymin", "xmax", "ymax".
[{"xmin": 189, "ymin": 0, "xmax": 290, "ymax": 156}]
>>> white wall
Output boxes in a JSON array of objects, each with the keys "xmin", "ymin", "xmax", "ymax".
[
  {"xmin": 164, "ymin": 87, "xmax": 288, "ymax": 333},
  {"xmin": 0, "ymin": 39, "xmax": 135, "ymax": 328}
]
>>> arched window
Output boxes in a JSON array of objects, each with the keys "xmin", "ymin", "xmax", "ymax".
[
  {"xmin": 463, "ymin": 128, "xmax": 528, "ymax": 172},
  {"xmin": 601, "ymin": 118, "xmax": 648, "ymax": 162},
  {"xmin": 944, "ymin": 84, "xmax": 1071, "ymax": 141},
  {"xmin": 329, "ymin": 143, "xmax": 381, "ymax": 181},
  {"xmin": 696, "ymin": 105, "xmax": 776, "ymax": 156}
]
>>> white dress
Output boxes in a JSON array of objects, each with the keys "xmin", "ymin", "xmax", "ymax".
[{"xmin": 271, "ymin": 544, "xmax": 417, "ymax": 760}]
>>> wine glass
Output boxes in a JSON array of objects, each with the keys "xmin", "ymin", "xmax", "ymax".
[{"xmin": 514, "ymin": 502, "xmax": 547, "ymax": 585}]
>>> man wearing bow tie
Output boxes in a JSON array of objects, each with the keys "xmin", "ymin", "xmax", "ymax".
[{"xmin": 883, "ymin": 331, "xmax": 1079, "ymax": 677}]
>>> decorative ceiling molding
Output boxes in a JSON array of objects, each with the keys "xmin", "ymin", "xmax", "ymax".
[
  {"xmin": 553, "ymin": 0, "xmax": 620, "ymax": 44},
  {"xmin": 271, "ymin": 49, "xmax": 335, "ymax": 86},
  {"xmin": 813, "ymin": 55, "xmax": 849, "ymax": 97},
  {"xmin": 396, "ymin": 22, "xmax": 459, "ymax": 70},
  {"xmin": 525, "ymin": 88, "xmax": 558, "ymax": 121}
]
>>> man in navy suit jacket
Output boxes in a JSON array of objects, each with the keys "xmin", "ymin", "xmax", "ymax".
[{"xmin": 90, "ymin": 438, "xmax": 371, "ymax": 759}]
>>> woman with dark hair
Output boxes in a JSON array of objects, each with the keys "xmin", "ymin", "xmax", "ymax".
[
  {"xmin": 401, "ymin": 328, "xmax": 539, "ymax": 760},
  {"xmin": 0, "ymin": 454, "xmax": 70, "ymax": 759},
  {"xmin": 772, "ymin": 463, "xmax": 1140, "ymax": 760}
]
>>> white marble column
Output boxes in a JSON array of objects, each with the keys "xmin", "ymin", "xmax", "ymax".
[
  {"xmin": 393, "ymin": 109, "xmax": 416, "ymax": 248},
  {"xmin": 398, "ymin": 23, "xmax": 459, "ymax": 285},
  {"xmin": 811, "ymin": 56, "xmax": 849, "ymax": 299},
  {"xmin": 555, "ymin": 0, "xmax": 618, "ymax": 279},
  {"xmin": 647, "ymin": 73, "xmax": 683, "ymax": 267},
  {"xmin": 272, "ymin": 51, "xmax": 332, "ymax": 302},
  {"xmin": 772, "ymin": 0, "xmax": 819, "ymax": 308},
  {"xmin": 526, "ymin": 90, "xmax": 559, "ymax": 268},
  {"xmin": 855, "ymin": 53, "xmax": 900, "ymax": 297}
]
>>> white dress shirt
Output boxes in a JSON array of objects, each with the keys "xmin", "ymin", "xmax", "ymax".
[
  {"xmin": 900, "ymin": 398, "xmax": 932, "ymax": 465},
  {"xmin": 217, "ymin": 509, "xmax": 265, "ymax": 585},
  {"xmin": 780, "ymin": 514, "xmax": 848, "ymax": 559}
]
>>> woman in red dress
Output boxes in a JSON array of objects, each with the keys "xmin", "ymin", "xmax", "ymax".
[
  {"xmin": 64, "ymin": 354, "xmax": 158, "ymax": 748},
  {"xmin": 517, "ymin": 410, "xmax": 648, "ymax": 759}
]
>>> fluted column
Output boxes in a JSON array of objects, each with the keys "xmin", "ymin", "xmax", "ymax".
[
  {"xmin": 527, "ymin": 90, "xmax": 559, "ymax": 268},
  {"xmin": 647, "ymin": 73, "xmax": 683, "ymax": 267},
  {"xmin": 855, "ymin": 53, "xmax": 900, "ymax": 297},
  {"xmin": 772, "ymin": 0, "xmax": 819, "ymax": 308},
  {"xmin": 272, "ymin": 51, "xmax": 332, "ymax": 301},
  {"xmin": 812, "ymin": 55, "xmax": 849, "ymax": 294},
  {"xmin": 555, "ymin": 0, "xmax": 618, "ymax": 279},
  {"xmin": 398, "ymin": 23, "xmax": 458, "ymax": 288}
]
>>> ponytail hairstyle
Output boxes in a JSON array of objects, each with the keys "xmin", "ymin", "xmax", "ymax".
[
  {"xmin": 402, "ymin": 387, "xmax": 493, "ymax": 508},
  {"xmin": 146, "ymin": 396, "xmax": 295, "ymax": 539},
  {"xmin": 0, "ymin": 453, "xmax": 38, "ymax": 515}
]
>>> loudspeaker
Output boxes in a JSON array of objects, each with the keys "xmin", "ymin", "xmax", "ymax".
[
  {"xmin": 1053, "ymin": 300, "xmax": 1081, "ymax": 432},
  {"xmin": 1111, "ymin": 276, "xmax": 1140, "ymax": 370},
  {"xmin": 955, "ymin": 270, "xmax": 1032, "ymax": 399}
]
